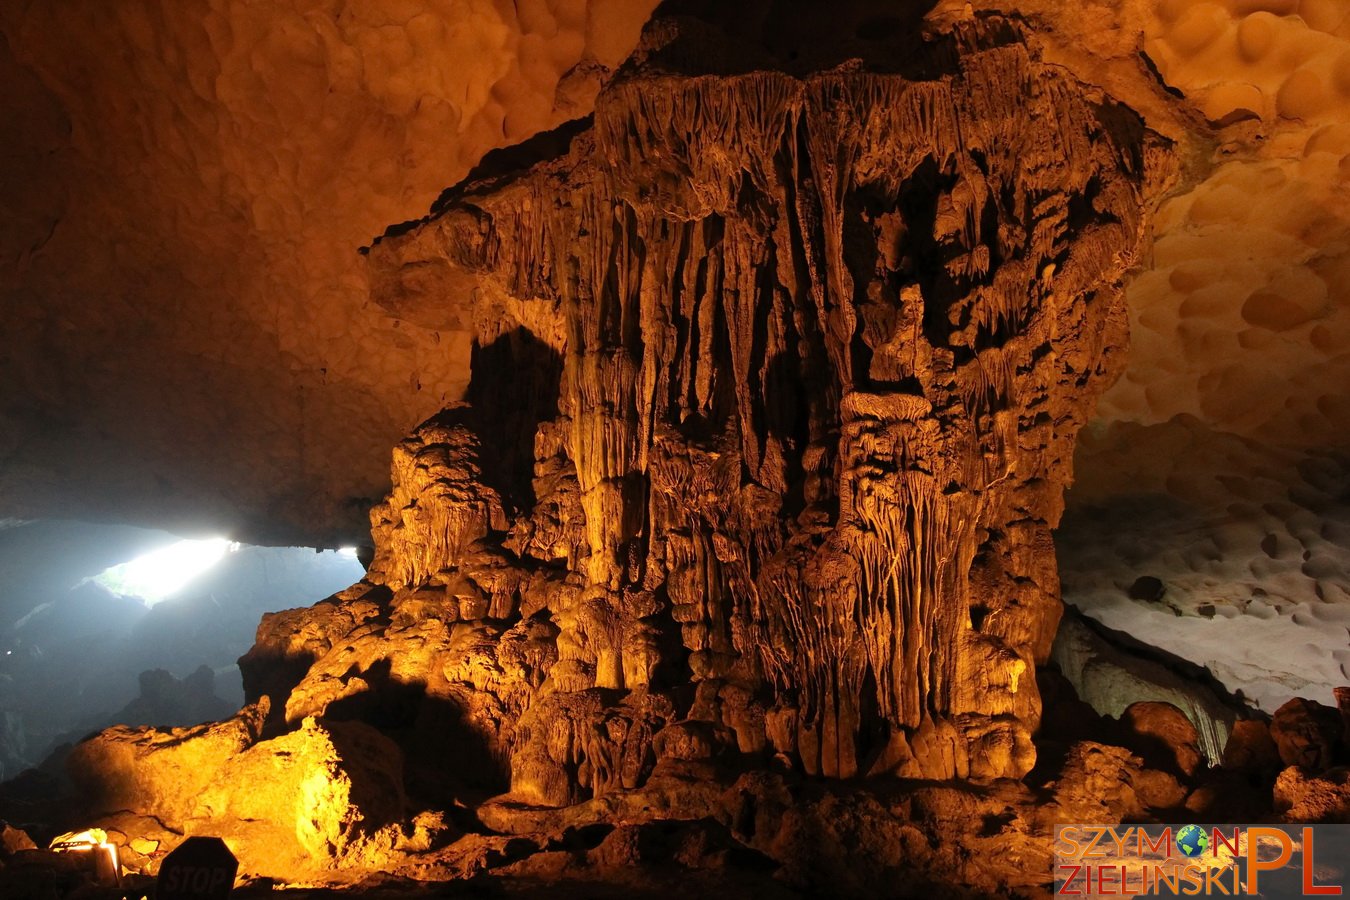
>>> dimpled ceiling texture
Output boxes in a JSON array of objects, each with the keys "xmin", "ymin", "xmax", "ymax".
[
  {"xmin": 0, "ymin": 0, "xmax": 656, "ymax": 545},
  {"xmin": 1045, "ymin": 0, "xmax": 1350, "ymax": 714}
]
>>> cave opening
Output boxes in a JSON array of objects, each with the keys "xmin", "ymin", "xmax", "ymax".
[
  {"xmin": 0, "ymin": 520, "xmax": 365, "ymax": 785},
  {"xmin": 91, "ymin": 537, "xmax": 239, "ymax": 607}
]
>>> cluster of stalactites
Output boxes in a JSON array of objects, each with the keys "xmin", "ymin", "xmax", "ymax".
[{"xmin": 366, "ymin": 15, "xmax": 1146, "ymax": 780}]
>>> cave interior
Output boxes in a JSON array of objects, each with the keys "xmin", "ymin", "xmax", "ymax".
[{"xmin": 2, "ymin": 0, "xmax": 1350, "ymax": 897}]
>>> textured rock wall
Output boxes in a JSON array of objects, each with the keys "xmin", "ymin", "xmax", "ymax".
[
  {"xmin": 1058, "ymin": 417, "xmax": 1350, "ymax": 713},
  {"xmin": 0, "ymin": 0, "xmax": 656, "ymax": 544},
  {"xmin": 238, "ymin": 11, "xmax": 1157, "ymax": 801},
  {"xmin": 1096, "ymin": 0, "xmax": 1350, "ymax": 449},
  {"xmin": 65, "ymin": 701, "xmax": 422, "ymax": 878},
  {"xmin": 1042, "ymin": 0, "xmax": 1350, "ymax": 728},
  {"xmin": 60, "ymin": 8, "xmax": 1350, "ymax": 891}
]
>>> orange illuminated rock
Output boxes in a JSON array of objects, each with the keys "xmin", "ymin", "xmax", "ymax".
[
  {"xmin": 1271, "ymin": 696, "xmax": 1344, "ymax": 770},
  {"xmin": 38, "ymin": 5, "xmax": 1215, "ymax": 893},
  {"xmin": 54, "ymin": 16, "xmax": 1157, "ymax": 886},
  {"xmin": 0, "ymin": 824, "xmax": 36, "ymax": 857},
  {"xmin": 357, "ymin": 9, "xmax": 1153, "ymax": 787},
  {"xmin": 193, "ymin": 716, "xmax": 414, "ymax": 874},
  {"xmin": 1117, "ymin": 700, "xmax": 1205, "ymax": 779},
  {"xmin": 1273, "ymin": 765, "xmax": 1350, "ymax": 823},
  {"xmin": 65, "ymin": 701, "xmax": 429, "ymax": 878},
  {"xmin": 1222, "ymin": 719, "xmax": 1282, "ymax": 775},
  {"xmin": 66, "ymin": 701, "xmax": 268, "ymax": 828}
]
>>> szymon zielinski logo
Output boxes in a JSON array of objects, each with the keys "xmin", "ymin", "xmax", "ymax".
[{"xmin": 1054, "ymin": 824, "xmax": 1348, "ymax": 896}]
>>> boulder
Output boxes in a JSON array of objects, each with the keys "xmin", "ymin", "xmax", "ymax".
[
  {"xmin": 1127, "ymin": 576, "xmax": 1166, "ymax": 602},
  {"xmin": 0, "ymin": 824, "xmax": 35, "ymax": 857},
  {"xmin": 1271, "ymin": 698, "xmax": 1342, "ymax": 771},
  {"xmin": 66, "ymin": 700, "xmax": 268, "ymax": 824},
  {"xmin": 1132, "ymin": 768, "xmax": 1187, "ymax": 812},
  {"xmin": 194, "ymin": 717, "xmax": 411, "ymax": 873},
  {"xmin": 65, "ymin": 701, "xmax": 418, "ymax": 877},
  {"xmin": 1117, "ymin": 701, "xmax": 1204, "ymax": 779},
  {"xmin": 1046, "ymin": 742, "xmax": 1145, "ymax": 824},
  {"xmin": 1221, "ymin": 719, "xmax": 1281, "ymax": 775}
]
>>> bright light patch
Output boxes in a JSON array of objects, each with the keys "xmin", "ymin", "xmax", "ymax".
[
  {"xmin": 338, "ymin": 546, "xmax": 358, "ymax": 558},
  {"xmin": 94, "ymin": 538, "xmax": 236, "ymax": 605}
]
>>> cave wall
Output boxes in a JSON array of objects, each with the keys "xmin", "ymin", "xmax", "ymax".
[
  {"xmin": 35, "ymin": 3, "xmax": 1350, "ymax": 889},
  {"xmin": 0, "ymin": 0, "xmax": 656, "ymax": 545},
  {"xmin": 0, "ymin": 0, "xmax": 1344, "ymax": 790},
  {"xmin": 1027, "ymin": 0, "xmax": 1350, "ymax": 718}
]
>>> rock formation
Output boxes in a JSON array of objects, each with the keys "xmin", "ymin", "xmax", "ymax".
[
  {"xmin": 349, "ymin": 6, "xmax": 1156, "ymax": 787},
  {"xmin": 1049, "ymin": 0, "xmax": 1350, "ymax": 728}
]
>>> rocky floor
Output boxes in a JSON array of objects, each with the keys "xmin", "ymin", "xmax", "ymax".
[{"xmin": 4, "ymin": 678, "xmax": 1350, "ymax": 899}]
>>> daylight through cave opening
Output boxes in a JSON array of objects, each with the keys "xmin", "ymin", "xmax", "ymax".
[{"xmin": 0, "ymin": 521, "xmax": 366, "ymax": 785}]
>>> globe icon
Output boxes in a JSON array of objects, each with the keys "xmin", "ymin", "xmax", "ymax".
[{"xmin": 1176, "ymin": 825, "xmax": 1210, "ymax": 859}]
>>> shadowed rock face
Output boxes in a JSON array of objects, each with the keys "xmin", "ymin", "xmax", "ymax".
[{"xmin": 269, "ymin": 10, "xmax": 1155, "ymax": 791}]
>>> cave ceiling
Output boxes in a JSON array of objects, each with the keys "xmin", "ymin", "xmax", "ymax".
[
  {"xmin": 1, "ymin": 0, "xmax": 1348, "ymax": 547},
  {"xmin": 0, "ymin": 0, "xmax": 658, "ymax": 544}
]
